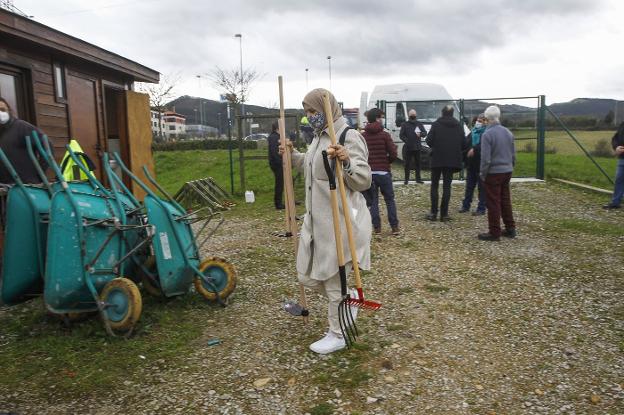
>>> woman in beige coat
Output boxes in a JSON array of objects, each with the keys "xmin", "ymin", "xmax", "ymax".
[{"xmin": 281, "ymin": 89, "xmax": 372, "ymax": 354}]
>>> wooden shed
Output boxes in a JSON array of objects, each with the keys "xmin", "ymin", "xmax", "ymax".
[{"xmin": 0, "ymin": 8, "xmax": 159, "ymax": 198}]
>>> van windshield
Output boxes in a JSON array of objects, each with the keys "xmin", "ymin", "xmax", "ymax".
[{"xmin": 406, "ymin": 101, "xmax": 459, "ymax": 122}]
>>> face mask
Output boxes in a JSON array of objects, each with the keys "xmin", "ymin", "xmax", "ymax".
[
  {"xmin": 409, "ymin": 115, "xmax": 416, "ymax": 120},
  {"xmin": 308, "ymin": 112, "xmax": 326, "ymax": 131},
  {"xmin": 0, "ymin": 111, "xmax": 9, "ymax": 124},
  {"xmin": 475, "ymin": 122, "xmax": 483, "ymax": 128}
]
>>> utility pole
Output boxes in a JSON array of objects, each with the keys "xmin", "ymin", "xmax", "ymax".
[
  {"xmin": 235, "ymin": 33, "xmax": 245, "ymax": 139},
  {"xmin": 305, "ymin": 68, "xmax": 309, "ymax": 90},
  {"xmin": 327, "ymin": 56, "xmax": 332, "ymax": 90}
]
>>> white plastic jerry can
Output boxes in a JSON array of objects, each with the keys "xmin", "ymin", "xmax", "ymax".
[{"xmin": 245, "ymin": 190, "xmax": 255, "ymax": 203}]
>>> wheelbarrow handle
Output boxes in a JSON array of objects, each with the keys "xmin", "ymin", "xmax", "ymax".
[
  {"xmin": 0, "ymin": 148, "xmax": 24, "ymax": 187},
  {"xmin": 24, "ymin": 135, "xmax": 53, "ymax": 194},
  {"xmin": 30, "ymin": 132, "xmax": 67, "ymax": 188},
  {"xmin": 141, "ymin": 165, "xmax": 184, "ymax": 212},
  {"xmin": 65, "ymin": 145, "xmax": 112, "ymax": 197},
  {"xmin": 102, "ymin": 152, "xmax": 140, "ymax": 208}
]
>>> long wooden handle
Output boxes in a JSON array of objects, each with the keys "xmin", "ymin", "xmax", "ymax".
[
  {"xmin": 278, "ymin": 76, "xmax": 308, "ymax": 322},
  {"xmin": 321, "ymin": 93, "xmax": 364, "ymax": 291}
]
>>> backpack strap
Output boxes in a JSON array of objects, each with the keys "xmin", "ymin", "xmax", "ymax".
[{"xmin": 338, "ymin": 127, "xmax": 352, "ymax": 146}]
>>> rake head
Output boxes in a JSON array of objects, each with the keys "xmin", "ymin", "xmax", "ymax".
[
  {"xmin": 345, "ymin": 288, "xmax": 382, "ymax": 310},
  {"xmin": 338, "ymin": 294, "xmax": 359, "ymax": 348}
]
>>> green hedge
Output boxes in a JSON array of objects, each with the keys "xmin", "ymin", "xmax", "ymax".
[{"xmin": 153, "ymin": 139, "xmax": 258, "ymax": 152}]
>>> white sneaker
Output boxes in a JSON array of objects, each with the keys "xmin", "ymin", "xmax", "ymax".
[{"xmin": 309, "ymin": 332, "xmax": 346, "ymax": 354}]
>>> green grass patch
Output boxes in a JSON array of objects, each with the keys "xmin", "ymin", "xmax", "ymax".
[
  {"xmin": 548, "ymin": 218, "xmax": 623, "ymax": 237},
  {"xmin": 154, "ymin": 149, "xmax": 306, "ymax": 219},
  {"xmin": 309, "ymin": 403, "xmax": 335, "ymax": 415},
  {"xmin": 0, "ymin": 294, "xmax": 213, "ymax": 399},
  {"xmin": 424, "ymin": 284, "xmax": 450, "ymax": 294}
]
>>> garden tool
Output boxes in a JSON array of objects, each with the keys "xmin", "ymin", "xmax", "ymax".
[
  {"xmin": 277, "ymin": 75, "xmax": 308, "ymax": 323},
  {"xmin": 321, "ymin": 93, "xmax": 382, "ymax": 312},
  {"xmin": 322, "ymin": 150, "xmax": 358, "ymax": 348}
]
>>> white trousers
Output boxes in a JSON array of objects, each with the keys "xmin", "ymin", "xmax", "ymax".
[{"xmin": 298, "ymin": 264, "xmax": 351, "ymax": 337}]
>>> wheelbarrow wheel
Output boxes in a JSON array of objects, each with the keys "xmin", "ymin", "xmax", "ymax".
[
  {"xmin": 100, "ymin": 278, "xmax": 142, "ymax": 332},
  {"xmin": 139, "ymin": 256, "xmax": 162, "ymax": 297},
  {"xmin": 194, "ymin": 257, "xmax": 237, "ymax": 302}
]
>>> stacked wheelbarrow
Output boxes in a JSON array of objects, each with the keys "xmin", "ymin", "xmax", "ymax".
[{"xmin": 0, "ymin": 132, "xmax": 236, "ymax": 336}]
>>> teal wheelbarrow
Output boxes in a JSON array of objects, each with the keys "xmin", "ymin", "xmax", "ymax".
[
  {"xmin": 0, "ymin": 133, "xmax": 97, "ymax": 305},
  {"xmin": 37, "ymin": 134, "xmax": 154, "ymax": 335},
  {"xmin": 110, "ymin": 153, "xmax": 236, "ymax": 303}
]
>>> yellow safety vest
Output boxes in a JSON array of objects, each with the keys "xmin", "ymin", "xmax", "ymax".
[{"xmin": 60, "ymin": 140, "xmax": 96, "ymax": 181}]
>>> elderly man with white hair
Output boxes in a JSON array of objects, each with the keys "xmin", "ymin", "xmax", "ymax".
[{"xmin": 478, "ymin": 105, "xmax": 516, "ymax": 241}]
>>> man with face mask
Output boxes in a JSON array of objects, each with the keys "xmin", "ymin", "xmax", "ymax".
[
  {"xmin": 0, "ymin": 97, "xmax": 47, "ymax": 184},
  {"xmin": 399, "ymin": 109, "xmax": 427, "ymax": 184}
]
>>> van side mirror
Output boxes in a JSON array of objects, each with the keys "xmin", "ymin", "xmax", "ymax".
[{"xmin": 395, "ymin": 117, "xmax": 405, "ymax": 128}]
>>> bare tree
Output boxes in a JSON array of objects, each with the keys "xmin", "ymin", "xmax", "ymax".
[
  {"xmin": 209, "ymin": 66, "xmax": 261, "ymax": 105},
  {"xmin": 136, "ymin": 73, "xmax": 180, "ymax": 141}
]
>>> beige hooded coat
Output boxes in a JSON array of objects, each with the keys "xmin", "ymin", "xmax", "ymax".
[{"xmin": 292, "ymin": 89, "xmax": 372, "ymax": 281}]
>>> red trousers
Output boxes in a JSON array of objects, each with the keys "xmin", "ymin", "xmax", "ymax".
[{"xmin": 483, "ymin": 173, "xmax": 515, "ymax": 237}]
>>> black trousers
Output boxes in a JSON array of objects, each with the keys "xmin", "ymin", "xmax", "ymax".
[
  {"xmin": 270, "ymin": 164, "xmax": 284, "ymax": 208},
  {"xmin": 430, "ymin": 167, "xmax": 454, "ymax": 216},
  {"xmin": 404, "ymin": 150, "xmax": 421, "ymax": 182}
]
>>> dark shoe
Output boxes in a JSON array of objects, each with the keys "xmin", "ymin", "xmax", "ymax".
[
  {"xmin": 458, "ymin": 207, "xmax": 470, "ymax": 213},
  {"xmin": 416, "ymin": 180, "xmax": 424, "ymax": 184},
  {"xmin": 478, "ymin": 233, "xmax": 500, "ymax": 241},
  {"xmin": 275, "ymin": 204, "xmax": 285, "ymax": 210},
  {"xmin": 374, "ymin": 226, "xmax": 381, "ymax": 234},
  {"xmin": 403, "ymin": 181, "xmax": 409, "ymax": 185},
  {"xmin": 603, "ymin": 203, "xmax": 621, "ymax": 209},
  {"xmin": 426, "ymin": 213, "xmax": 437, "ymax": 221},
  {"xmin": 391, "ymin": 226, "xmax": 400, "ymax": 235},
  {"xmin": 502, "ymin": 228, "xmax": 517, "ymax": 238},
  {"xmin": 440, "ymin": 215, "xmax": 451, "ymax": 222},
  {"xmin": 472, "ymin": 210, "xmax": 486, "ymax": 216}
]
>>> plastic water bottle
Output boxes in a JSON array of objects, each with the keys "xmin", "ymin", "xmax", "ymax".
[{"xmin": 245, "ymin": 190, "xmax": 255, "ymax": 203}]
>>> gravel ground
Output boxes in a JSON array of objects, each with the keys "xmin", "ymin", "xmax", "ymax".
[{"xmin": 2, "ymin": 182, "xmax": 623, "ymax": 414}]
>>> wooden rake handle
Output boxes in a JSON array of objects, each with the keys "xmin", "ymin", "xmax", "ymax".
[
  {"xmin": 278, "ymin": 76, "xmax": 308, "ymax": 323},
  {"xmin": 321, "ymin": 93, "xmax": 365, "ymax": 293}
]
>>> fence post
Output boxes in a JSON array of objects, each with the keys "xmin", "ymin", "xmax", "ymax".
[
  {"xmin": 237, "ymin": 113, "xmax": 246, "ymax": 191},
  {"xmin": 536, "ymin": 95, "xmax": 546, "ymax": 180},
  {"xmin": 227, "ymin": 103, "xmax": 234, "ymax": 195}
]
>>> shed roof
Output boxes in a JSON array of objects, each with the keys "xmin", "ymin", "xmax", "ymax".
[{"xmin": 0, "ymin": 8, "xmax": 159, "ymax": 83}]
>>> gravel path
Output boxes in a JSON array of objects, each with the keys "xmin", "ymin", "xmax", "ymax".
[{"xmin": 3, "ymin": 182, "xmax": 623, "ymax": 414}]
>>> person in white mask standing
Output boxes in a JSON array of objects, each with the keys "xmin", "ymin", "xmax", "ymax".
[{"xmin": 0, "ymin": 97, "xmax": 47, "ymax": 184}]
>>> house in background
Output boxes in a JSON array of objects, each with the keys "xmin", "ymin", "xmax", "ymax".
[
  {"xmin": 0, "ymin": 8, "xmax": 159, "ymax": 198},
  {"xmin": 150, "ymin": 110, "xmax": 186, "ymax": 141}
]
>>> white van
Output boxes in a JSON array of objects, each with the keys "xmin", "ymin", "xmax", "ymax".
[{"xmin": 359, "ymin": 83, "xmax": 468, "ymax": 163}]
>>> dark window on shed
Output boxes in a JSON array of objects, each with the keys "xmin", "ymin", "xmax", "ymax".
[{"xmin": 53, "ymin": 62, "xmax": 67, "ymax": 102}]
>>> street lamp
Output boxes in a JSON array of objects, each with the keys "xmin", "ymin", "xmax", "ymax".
[
  {"xmin": 305, "ymin": 68, "xmax": 309, "ymax": 90},
  {"xmin": 234, "ymin": 33, "xmax": 245, "ymax": 138},
  {"xmin": 327, "ymin": 56, "xmax": 332, "ymax": 90},
  {"xmin": 196, "ymin": 74, "xmax": 204, "ymax": 128}
]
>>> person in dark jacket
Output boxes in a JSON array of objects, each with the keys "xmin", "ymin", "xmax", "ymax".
[
  {"xmin": 399, "ymin": 109, "xmax": 427, "ymax": 184},
  {"xmin": 267, "ymin": 122, "xmax": 285, "ymax": 209},
  {"xmin": 603, "ymin": 121, "xmax": 624, "ymax": 209},
  {"xmin": 0, "ymin": 97, "xmax": 47, "ymax": 185},
  {"xmin": 362, "ymin": 108, "xmax": 400, "ymax": 235},
  {"xmin": 425, "ymin": 105, "xmax": 467, "ymax": 221},
  {"xmin": 460, "ymin": 114, "xmax": 487, "ymax": 215}
]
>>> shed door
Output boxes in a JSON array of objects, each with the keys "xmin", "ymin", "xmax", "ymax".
[
  {"xmin": 125, "ymin": 90, "xmax": 154, "ymax": 201},
  {"xmin": 67, "ymin": 74, "xmax": 101, "ymax": 173}
]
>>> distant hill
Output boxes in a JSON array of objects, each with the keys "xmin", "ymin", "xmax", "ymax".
[
  {"xmin": 168, "ymin": 95, "xmax": 303, "ymax": 136},
  {"xmin": 166, "ymin": 96, "xmax": 623, "ymax": 134}
]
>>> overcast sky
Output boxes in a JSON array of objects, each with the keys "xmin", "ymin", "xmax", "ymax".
[{"xmin": 14, "ymin": 0, "xmax": 624, "ymax": 109}]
